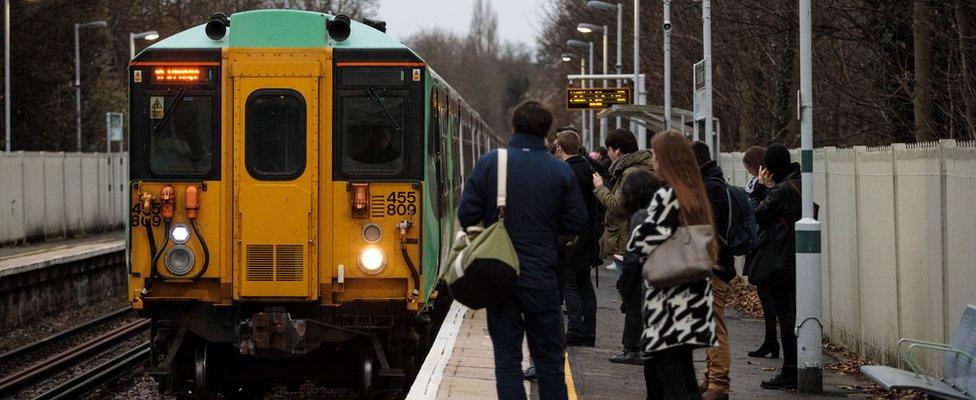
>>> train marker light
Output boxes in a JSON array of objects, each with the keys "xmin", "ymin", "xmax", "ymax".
[
  {"xmin": 171, "ymin": 224, "xmax": 191, "ymax": 244},
  {"xmin": 351, "ymin": 183, "xmax": 369, "ymax": 219},
  {"xmin": 359, "ymin": 247, "xmax": 386, "ymax": 274}
]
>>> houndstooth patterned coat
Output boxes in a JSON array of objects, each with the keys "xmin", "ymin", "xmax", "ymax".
[{"xmin": 626, "ymin": 185, "xmax": 717, "ymax": 355}]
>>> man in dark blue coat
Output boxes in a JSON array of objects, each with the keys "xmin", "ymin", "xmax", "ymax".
[{"xmin": 458, "ymin": 101, "xmax": 588, "ymax": 400}]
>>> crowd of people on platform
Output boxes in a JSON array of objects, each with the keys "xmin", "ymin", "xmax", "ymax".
[{"xmin": 457, "ymin": 100, "xmax": 805, "ymax": 400}]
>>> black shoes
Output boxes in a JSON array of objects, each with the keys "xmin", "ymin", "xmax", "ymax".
[
  {"xmin": 748, "ymin": 339, "xmax": 780, "ymax": 358},
  {"xmin": 608, "ymin": 349, "xmax": 643, "ymax": 365},
  {"xmin": 760, "ymin": 369, "xmax": 797, "ymax": 390},
  {"xmin": 566, "ymin": 334, "xmax": 596, "ymax": 347}
]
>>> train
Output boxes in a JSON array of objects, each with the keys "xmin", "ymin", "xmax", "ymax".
[{"xmin": 126, "ymin": 9, "xmax": 500, "ymax": 398}]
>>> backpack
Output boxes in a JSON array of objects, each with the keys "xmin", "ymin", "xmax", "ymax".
[
  {"xmin": 709, "ymin": 177, "xmax": 759, "ymax": 256},
  {"xmin": 441, "ymin": 149, "xmax": 520, "ymax": 309}
]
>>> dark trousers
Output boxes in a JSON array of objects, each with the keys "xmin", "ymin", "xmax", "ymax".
[
  {"xmin": 643, "ymin": 346, "xmax": 703, "ymax": 400},
  {"xmin": 770, "ymin": 271, "xmax": 797, "ymax": 371},
  {"xmin": 757, "ymin": 283, "xmax": 778, "ymax": 342},
  {"xmin": 486, "ymin": 288, "xmax": 567, "ymax": 400},
  {"xmin": 622, "ymin": 285, "xmax": 644, "ymax": 350},
  {"xmin": 564, "ymin": 267, "xmax": 597, "ymax": 338}
]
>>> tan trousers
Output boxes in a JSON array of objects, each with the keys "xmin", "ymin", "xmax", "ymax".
[{"xmin": 702, "ymin": 275, "xmax": 731, "ymax": 393}]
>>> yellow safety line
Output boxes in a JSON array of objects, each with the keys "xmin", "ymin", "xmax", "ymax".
[{"xmin": 564, "ymin": 353, "xmax": 578, "ymax": 400}]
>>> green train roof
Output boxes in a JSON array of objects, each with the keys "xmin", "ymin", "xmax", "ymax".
[{"xmin": 148, "ymin": 9, "xmax": 408, "ymax": 50}]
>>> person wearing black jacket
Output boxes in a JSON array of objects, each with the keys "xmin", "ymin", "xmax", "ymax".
[
  {"xmin": 753, "ymin": 144, "xmax": 802, "ymax": 390},
  {"xmin": 691, "ymin": 141, "xmax": 733, "ymax": 400},
  {"xmin": 742, "ymin": 146, "xmax": 779, "ymax": 359},
  {"xmin": 554, "ymin": 130, "xmax": 599, "ymax": 346}
]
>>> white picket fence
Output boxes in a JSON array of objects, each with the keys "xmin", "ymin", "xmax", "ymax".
[
  {"xmin": 0, "ymin": 152, "xmax": 129, "ymax": 244},
  {"xmin": 720, "ymin": 140, "xmax": 976, "ymax": 372}
]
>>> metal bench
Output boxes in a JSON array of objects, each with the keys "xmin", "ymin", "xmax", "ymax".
[{"xmin": 860, "ymin": 304, "xmax": 976, "ymax": 400}]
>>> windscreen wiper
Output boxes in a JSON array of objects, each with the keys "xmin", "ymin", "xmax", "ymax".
[
  {"xmin": 153, "ymin": 88, "xmax": 188, "ymax": 135},
  {"xmin": 366, "ymin": 88, "xmax": 402, "ymax": 133}
]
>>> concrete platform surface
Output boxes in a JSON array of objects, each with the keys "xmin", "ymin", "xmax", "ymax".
[
  {"xmin": 407, "ymin": 267, "xmax": 872, "ymax": 399},
  {"xmin": 0, "ymin": 231, "xmax": 124, "ymax": 277}
]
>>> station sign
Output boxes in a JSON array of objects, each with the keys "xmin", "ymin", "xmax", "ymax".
[{"xmin": 566, "ymin": 88, "xmax": 631, "ymax": 110}]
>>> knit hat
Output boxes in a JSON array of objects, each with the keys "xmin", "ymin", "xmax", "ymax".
[{"xmin": 763, "ymin": 144, "xmax": 791, "ymax": 176}]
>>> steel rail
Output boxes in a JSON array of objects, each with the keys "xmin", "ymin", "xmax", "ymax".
[
  {"xmin": 0, "ymin": 307, "xmax": 132, "ymax": 365},
  {"xmin": 35, "ymin": 341, "xmax": 151, "ymax": 400},
  {"xmin": 0, "ymin": 318, "xmax": 149, "ymax": 397}
]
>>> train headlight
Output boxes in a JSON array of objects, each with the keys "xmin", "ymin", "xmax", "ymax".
[
  {"xmin": 170, "ymin": 223, "xmax": 191, "ymax": 244},
  {"xmin": 358, "ymin": 247, "xmax": 386, "ymax": 274},
  {"xmin": 165, "ymin": 245, "xmax": 196, "ymax": 276}
]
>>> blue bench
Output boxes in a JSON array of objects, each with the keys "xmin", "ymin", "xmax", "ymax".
[{"xmin": 861, "ymin": 305, "xmax": 976, "ymax": 400}]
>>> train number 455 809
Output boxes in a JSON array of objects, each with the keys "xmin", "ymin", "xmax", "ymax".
[{"xmin": 386, "ymin": 191, "xmax": 417, "ymax": 216}]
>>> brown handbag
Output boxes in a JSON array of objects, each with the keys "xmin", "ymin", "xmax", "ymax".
[{"xmin": 642, "ymin": 224, "xmax": 715, "ymax": 288}]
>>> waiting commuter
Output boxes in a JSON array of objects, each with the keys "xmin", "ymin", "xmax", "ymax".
[
  {"xmin": 458, "ymin": 100, "xmax": 588, "ymax": 400},
  {"xmin": 691, "ymin": 141, "xmax": 733, "ymax": 400},
  {"xmin": 553, "ymin": 130, "xmax": 599, "ymax": 347},
  {"xmin": 615, "ymin": 169, "xmax": 662, "ymax": 371},
  {"xmin": 752, "ymin": 143, "xmax": 802, "ymax": 390},
  {"xmin": 591, "ymin": 129, "xmax": 653, "ymax": 364},
  {"xmin": 596, "ymin": 146, "xmax": 612, "ymax": 170},
  {"xmin": 741, "ymin": 146, "xmax": 779, "ymax": 359},
  {"xmin": 627, "ymin": 130, "xmax": 716, "ymax": 400}
]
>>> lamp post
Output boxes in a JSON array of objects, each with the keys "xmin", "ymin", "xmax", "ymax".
[
  {"xmin": 567, "ymin": 39, "xmax": 594, "ymax": 149},
  {"xmin": 129, "ymin": 30, "xmax": 159, "ymax": 60},
  {"xmin": 4, "ymin": 0, "xmax": 10, "ymax": 152},
  {"xmin": 700, "ymin": 0, "xmax": 714, "ymax": 158},
  {"xmin": 561, "ymin": 53, "xmax": 586, "ymax": 136},
  {"xmin": 587, "ymin": 1, "xmax": 623, "ymax": 130},
  {"xmin": 75, "ymin": 20, "xmax": 107, "ymax": 152},
  {"xmin": 577, "ymin": 23, "xmax": 609, "ymax": 146},
  {"xmin": 663, "ymin": 0, "xmax": 672, "ymax": 130}
]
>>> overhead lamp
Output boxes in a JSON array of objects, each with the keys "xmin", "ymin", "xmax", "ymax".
[{"xmin": 577, "ymin": 23, "xmax": 604, "ymax": 34}]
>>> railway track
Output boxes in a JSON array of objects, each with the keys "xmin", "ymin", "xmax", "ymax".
[{"xmin": 0, "ymin": 317, "xmax": 150, "ymax": 399}]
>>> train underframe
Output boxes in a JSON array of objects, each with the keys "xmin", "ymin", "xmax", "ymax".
[{"xmin": 143, "ymin": 296, "xmax": 450, "ymax": 399}]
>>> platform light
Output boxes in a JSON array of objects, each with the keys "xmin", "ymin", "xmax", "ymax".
[
  {"xmin": 358, "ymin": 246, "xmax": 386, "ymax": 274},
  {"xmin": 561, "ymin": 53, "xmax": 573, "ymax": 62},
  {"xmin": 576, "ymin": 23, "xmax": 604, "ymax": 34}
]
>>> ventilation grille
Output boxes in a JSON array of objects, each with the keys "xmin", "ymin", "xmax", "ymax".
[
  {"xmin": 275, "ymin": 245, "xmax": 304, "ymax": 281},
  {"xmin": 245, "ymin": 244, "xmax": 304, "ymax": 282},
  {"xmin": 246, "ymin": 245, "xmax": 274, "ymax": 281}
]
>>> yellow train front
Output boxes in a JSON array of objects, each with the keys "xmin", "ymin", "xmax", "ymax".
[{"xmin": 126, "ymin": 10, "xmax": 497, "ymax": 398}]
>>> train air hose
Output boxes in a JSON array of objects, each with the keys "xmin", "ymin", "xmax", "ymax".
[
  {"xmin": 397, "ymin": 220, "xmax": 420, "ymax": 300},
  {"xmin": 187, "ymin": 219, "xmax": 211, "ymax": 280},
  {"xmin": 143, "ymin": 220, "xmax": 172, "ymax": 297}
]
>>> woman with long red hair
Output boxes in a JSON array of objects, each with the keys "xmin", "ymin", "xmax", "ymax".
[{"xmin": 626, "ymin": 130, "xmax": 717, "ymax": 400}]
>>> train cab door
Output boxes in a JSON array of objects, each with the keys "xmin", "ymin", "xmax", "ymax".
[{"xmin": 231, "ymin": 58, "xmax": 321, "ymax": 299}]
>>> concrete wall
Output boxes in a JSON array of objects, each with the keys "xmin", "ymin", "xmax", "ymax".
[
  {"xmin": 0, "ymin": 152, "xmax": 128, "ymax": 245},
  {"xmin": 719, "ymin": 140, "xmax": 976, "ymax": 372}
]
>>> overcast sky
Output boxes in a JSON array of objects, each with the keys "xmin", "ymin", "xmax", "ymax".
[{"xmin": 375, "ymin": 0, "xmax": 546, "ymax": 48}]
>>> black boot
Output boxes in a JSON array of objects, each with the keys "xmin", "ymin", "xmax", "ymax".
[
  {"xmin": 748, "ymin": 337, "xmax": 779, "ymax": 358},
  {"xmin": 609, "ymin": 349, "xmax": 643, "ymax": 365},
  {"xmin": 760, "ymin": 367, "xmax": 797, "ymax": 390}
]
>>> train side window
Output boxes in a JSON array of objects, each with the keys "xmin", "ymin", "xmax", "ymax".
[{"xmin": 245, "ymin": 89, "xmax": 306, "ymax": 180}]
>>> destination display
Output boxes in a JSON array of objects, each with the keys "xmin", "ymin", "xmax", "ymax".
[{"xmin": 566, "ymin": 88, "xmax": 631, "ymax": 110}]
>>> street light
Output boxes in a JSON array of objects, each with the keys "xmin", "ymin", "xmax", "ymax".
[
  {"xmin": 587, "ymin": 1, "xmax": 624, "ymax": 131},
  {"xmin": 75, "ymin": 20, "xmax": 108, "ymax": 152},
  {"xmin": 561, "ymin": 53, "xmax": 586, "ymax": 135},
  {"xmin": 4, "ymin": 0, "xmax": 10, "ymax": 152},
  {"xmin": 129, "ymin": 30, "xmax": 159, "ymax": 60},
  {"xmin": 577, "ymin": 23, "xmax": 609, "ymax": 144},
  {"xmin": 561, "ymin": 53, "xmax": 573, "ymax": 62},
  {"xmin": 567, "ymin": 39, "xmax": 594, "ymax": 148}
]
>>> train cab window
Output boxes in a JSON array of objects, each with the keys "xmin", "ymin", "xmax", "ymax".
[
  {"xmin": 150, "ymin": 95, "xmax": 215, "ymax": 176},
  {"xmin": 339, "ymin": 95, "xmax": 405, "ymax": 175},
  {"xmin": 245, "ymin": 90, "xmax": 306, "ymax": 180}
]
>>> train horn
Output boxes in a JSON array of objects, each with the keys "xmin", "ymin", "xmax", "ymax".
[
  {"xmin": 327, "ymin": 14, "xmax": 351, "ymax": 42},
  {"xmin": 206, "ymin": 12, "xmax": 230, "ymax": 41}
]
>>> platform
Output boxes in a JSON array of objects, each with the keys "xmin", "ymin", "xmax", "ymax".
[
  {"xmin": 0, "ymin": 232, "xmax": 124, "ymax": 277},
  {"xmin": 408, "ymin": 267, "xmax": 871, "ymax": 399}
]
